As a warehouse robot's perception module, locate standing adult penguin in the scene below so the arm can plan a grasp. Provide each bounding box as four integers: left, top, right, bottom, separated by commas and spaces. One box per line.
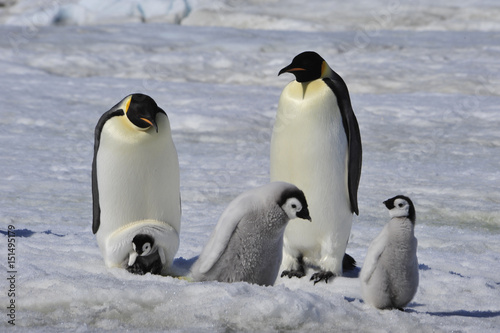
360, 195, 419, 310
92, 93, 181, 275
190, 182, 311, 286
271, 51, 362, 283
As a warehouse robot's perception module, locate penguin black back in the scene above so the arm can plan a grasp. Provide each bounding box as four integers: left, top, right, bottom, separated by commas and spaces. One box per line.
323, 72, 362, 215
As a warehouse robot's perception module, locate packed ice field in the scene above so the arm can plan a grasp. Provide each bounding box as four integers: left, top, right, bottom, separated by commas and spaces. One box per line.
0, 0, 499, 332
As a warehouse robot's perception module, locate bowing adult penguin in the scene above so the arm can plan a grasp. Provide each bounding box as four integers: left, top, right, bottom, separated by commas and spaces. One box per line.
271, 51, 362, 283
92, 93, 181, 275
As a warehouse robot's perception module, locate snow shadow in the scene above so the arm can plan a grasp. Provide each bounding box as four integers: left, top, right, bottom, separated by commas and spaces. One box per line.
426, 310, 500, 318
172, 256, 198, 276
343, 266, 361, 278
0, 228, 64, 237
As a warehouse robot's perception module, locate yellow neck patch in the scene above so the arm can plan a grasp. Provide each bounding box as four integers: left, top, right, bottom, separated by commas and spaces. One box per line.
124, 95, 132, 114
321, 61, 333, 79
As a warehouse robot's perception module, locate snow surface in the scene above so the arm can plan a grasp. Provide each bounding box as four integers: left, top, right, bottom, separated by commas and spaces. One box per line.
1, 0, 500, 332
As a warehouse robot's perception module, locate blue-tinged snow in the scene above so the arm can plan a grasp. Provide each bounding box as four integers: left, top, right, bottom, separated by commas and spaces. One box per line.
0, 0, 499, 332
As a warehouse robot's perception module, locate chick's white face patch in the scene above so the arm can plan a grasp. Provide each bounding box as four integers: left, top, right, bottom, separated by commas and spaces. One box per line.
141, 242, 152, 256
388, 198, 410, 218
281, 197, 303, 220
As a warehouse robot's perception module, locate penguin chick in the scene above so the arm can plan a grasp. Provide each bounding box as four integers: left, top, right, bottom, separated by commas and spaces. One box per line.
360, 195, 418, 310
271, 51, 362, 284
190, 182, 311, 286
127, 234, 163, 275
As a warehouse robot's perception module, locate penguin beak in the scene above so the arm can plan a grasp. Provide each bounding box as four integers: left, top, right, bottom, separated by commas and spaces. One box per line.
383, 200, 392, 209
297, 207, 312, 221
128, 252, 139, 266
278, 65, 306, 76
140, 117, 159, 133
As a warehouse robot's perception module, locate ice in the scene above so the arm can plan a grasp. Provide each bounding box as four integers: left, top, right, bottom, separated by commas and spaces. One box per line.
1, 0, 499, 331
0, 0, 191, 26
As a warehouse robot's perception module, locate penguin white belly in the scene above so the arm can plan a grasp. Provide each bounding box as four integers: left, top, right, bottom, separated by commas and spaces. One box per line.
271, 80, 352, 273
95, 114, 181, 259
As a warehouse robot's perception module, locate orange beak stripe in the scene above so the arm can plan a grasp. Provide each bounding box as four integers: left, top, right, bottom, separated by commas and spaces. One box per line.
140, 118, 154, 127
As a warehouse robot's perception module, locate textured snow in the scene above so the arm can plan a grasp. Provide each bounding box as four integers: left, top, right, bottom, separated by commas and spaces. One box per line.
0, 0, 499, 332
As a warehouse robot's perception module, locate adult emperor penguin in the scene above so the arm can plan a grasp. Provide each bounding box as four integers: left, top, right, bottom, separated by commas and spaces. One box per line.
190, 182, 311, 286
92, 93, 181, 275
360, 195, 419, 310
270, 51, 362, 284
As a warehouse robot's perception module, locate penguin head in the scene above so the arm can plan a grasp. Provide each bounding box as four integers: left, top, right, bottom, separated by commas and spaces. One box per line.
278, 51, 331, 83
121, 94, 165, 132
277, 187, 311, 221
132, 234, 155, 256
128, 234, 155, 266
383, 195, 416, 223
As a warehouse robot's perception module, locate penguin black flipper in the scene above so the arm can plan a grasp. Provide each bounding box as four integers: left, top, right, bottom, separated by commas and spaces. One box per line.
342, 253, 357, 271
323, 73, 362, 215
91, 107, 125, 234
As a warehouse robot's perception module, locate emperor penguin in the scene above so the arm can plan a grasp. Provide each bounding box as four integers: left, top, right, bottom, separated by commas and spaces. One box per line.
270, 51, 362, 284
190, 182, 311, 286
92, 93, 181, 275
360, 195, 419, 310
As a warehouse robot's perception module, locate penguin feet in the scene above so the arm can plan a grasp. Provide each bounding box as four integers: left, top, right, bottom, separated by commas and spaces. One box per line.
126, 257, 162, 275
342, 253, 357, 271
310, 270, 336, 284
281, 266, 306, 279
127, 262, 147, 275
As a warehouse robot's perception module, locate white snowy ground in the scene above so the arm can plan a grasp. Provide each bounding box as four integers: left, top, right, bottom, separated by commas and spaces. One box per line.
1, 0, 499, 332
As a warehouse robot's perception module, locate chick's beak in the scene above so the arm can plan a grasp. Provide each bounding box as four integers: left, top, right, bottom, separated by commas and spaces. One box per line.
298, 207, 312, 222
128, 252, 139, 266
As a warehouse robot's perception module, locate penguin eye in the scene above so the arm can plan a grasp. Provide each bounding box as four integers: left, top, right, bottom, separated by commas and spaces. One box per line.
290, 200, 302, 212
143, 243, 151, 252
398, 203, 404, 208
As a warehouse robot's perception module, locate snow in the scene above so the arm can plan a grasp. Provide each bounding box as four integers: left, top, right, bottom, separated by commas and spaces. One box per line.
1, 0, 500, 331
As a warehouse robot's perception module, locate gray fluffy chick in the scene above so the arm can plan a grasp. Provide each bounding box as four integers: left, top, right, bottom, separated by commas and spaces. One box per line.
190, 182, 311, 286
360, 195, 418, 310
